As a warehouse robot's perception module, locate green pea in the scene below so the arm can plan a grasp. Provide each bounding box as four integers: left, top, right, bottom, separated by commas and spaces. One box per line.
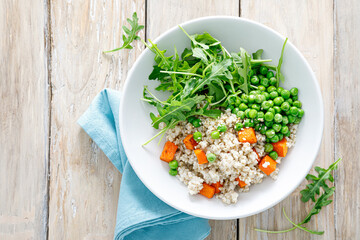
249, 90, 258, 95
232, 107, 239, 114
192, 118, 202, 128
268, 100, 274, 107
269, 77, 278, 86
274, 106, 281, 114
298, 109, 305, 118
169, 168, 178, 176
290, 106, 299, 116
270, 135, 280, 143
206, 153, 216, 163
234, 122, 243, 131
293, 100, 302, 108
252, 104, 261, 111
249, 121, 255, 127
269, 151, 278, 160
274, 113, 283, 123
264, 143, 274, 152
288, 115, 296, 123
235, 98, 241, 106
259, 74, 264, 80
244, 109, 251, 118
260, 66, 268, 75
260, 78, 270, 87
277, 133, 284, 140
249, 109, 258, 119
239, 103, 248, 111
260, 127, 267, 135
281, 125, 289, 134
277, 87, 284, 94
169, 160, 178, 169
237, 110, 245, 119
266, 138, 271, 143
284, 131, 291, 137
267, 86, 277, 93
256, 94, 266, 104
248, 69, 255, 77
266, 71, 275, 79
274, 97, 284, 106
269, 91, 279, 99
286, 98, 293, 105
264, 112, 274, 122
281, 89, 291, 99
251, 76, 260, 85
258, 85, 266, 92
262, 92, 270, 101
265, 121, 273, 127
193, 131, 202, 142
281, 102, 291, 111
282, 116, 289, 125
292, 95, 298, 100
294, 117, 301, 124
248, 94, 256, 103
244, 119, 251, 128
255, 124, 261, 131
217, 124, 227, 132
290, 87, 298, 96
241, 94, 249, 103
229, 105, 235, 110
257, 111, 265, 119
266, 129, 276, 138
268, 108, 275, 115
262, 101, 271, 110
273, 123, 282, 132
211, 130, 220, 139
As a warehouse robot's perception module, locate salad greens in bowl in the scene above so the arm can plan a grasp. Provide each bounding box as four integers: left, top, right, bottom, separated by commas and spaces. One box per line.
119, 16, 323, 219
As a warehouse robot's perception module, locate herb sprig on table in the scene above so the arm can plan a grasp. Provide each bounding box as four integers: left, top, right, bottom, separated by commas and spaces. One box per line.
255, 158, 342, 235
103, 12, 144, 53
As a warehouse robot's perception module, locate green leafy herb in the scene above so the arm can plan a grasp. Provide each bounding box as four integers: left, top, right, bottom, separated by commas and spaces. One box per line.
255, 158, 342, 235
140, 26, 288, 144
276, 38, 288, 86
103, 12, 144, 53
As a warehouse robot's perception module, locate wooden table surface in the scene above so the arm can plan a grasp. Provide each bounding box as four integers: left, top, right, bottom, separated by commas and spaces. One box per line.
1, 0, 359, 239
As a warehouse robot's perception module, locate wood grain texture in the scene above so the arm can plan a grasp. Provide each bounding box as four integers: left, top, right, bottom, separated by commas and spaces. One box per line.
240, 0, 335, 239
48, 1, 145, 239
334, 0, 360, 238
0, 0, 49, 239
146, 1, 239, 239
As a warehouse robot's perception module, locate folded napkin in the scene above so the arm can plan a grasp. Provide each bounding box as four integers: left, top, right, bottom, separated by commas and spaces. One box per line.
78, 89, 211, 240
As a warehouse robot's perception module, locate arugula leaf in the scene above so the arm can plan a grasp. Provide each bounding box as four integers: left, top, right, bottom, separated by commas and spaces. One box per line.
191, 59, 232, 94
255, 158, 342, 235
192, 47, 209, 64
252, 49, 263, 59
236, 48, 251, 94
276, 38, 288, 86
104, 12, 144, 53
300, 157, 342, 202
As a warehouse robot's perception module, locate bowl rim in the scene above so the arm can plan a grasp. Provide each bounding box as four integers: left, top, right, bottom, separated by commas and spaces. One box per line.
119, 16, 324, 220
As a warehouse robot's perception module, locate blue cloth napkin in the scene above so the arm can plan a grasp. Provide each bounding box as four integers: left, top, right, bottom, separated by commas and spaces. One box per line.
78, 89, 211, 240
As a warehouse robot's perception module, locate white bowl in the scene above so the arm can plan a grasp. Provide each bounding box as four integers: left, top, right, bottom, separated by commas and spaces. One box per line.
119, 16, 323, 220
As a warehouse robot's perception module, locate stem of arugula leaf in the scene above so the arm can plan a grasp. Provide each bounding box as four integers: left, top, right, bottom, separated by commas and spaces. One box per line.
202, 62, 214, 78
142, 126, 169, 146
144, 86, 170, 105
160, 71, 202, 78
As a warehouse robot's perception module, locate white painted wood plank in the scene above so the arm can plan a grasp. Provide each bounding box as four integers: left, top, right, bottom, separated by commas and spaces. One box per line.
0, 0, 49, 239
48, 1, 145, 239
334, 0, 360, 238
147, 1, 239, 239
240, 0, 335, 239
